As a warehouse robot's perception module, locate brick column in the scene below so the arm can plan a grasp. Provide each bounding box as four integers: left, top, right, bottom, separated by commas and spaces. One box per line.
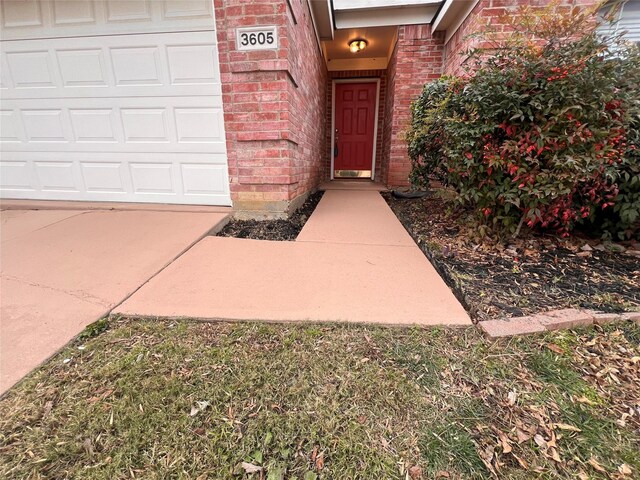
382, 25, 444, 187
214, 0, 326, 218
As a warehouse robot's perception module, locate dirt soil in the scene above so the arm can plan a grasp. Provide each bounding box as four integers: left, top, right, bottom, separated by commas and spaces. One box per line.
217, 191, 324, 241
383, 191, 640, 323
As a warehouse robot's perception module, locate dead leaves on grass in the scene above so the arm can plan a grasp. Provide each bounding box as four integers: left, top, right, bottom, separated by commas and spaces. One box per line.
572, 328, 640, 430
471, 327, 639, 478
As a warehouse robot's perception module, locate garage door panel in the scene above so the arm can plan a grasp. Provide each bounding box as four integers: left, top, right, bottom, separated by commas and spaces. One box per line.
0, 161, 36, 191
81, 161, 128, 193
2, 96, 226, 154
57, 48, 109, 87
4, 49, 58, 89
181, 163, 229, 196
1, 152, 231, 205
34, 161, 80, 192
1, 1, 216, 40
1, 31, 221, 100
0, 110, 24, 142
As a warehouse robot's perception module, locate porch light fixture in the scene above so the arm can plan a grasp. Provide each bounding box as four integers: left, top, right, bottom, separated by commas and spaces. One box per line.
348, 38, 368, 53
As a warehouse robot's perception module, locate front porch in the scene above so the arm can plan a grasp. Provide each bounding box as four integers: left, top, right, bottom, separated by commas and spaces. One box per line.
220, 0, 446, 218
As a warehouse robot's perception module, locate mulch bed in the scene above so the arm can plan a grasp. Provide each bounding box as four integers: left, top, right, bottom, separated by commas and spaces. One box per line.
383, 191, 640, 323
216, 191, 324, 241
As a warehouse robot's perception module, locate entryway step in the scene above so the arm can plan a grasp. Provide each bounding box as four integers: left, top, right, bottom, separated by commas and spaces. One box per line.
318, 180, 386, 191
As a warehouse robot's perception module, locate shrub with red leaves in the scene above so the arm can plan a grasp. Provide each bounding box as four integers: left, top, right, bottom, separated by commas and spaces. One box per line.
408, 4, 640, 239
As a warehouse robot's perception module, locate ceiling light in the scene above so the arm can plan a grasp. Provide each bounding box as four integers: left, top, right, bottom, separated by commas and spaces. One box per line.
348, 38, 368, 54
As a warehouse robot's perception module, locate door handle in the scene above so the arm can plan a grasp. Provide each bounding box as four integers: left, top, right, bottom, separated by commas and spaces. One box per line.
334, 129, 339, 158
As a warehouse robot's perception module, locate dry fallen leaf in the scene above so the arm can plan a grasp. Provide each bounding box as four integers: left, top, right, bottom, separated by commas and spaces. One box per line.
575, 396, 597, 406
408, 465, 422, 479
512, 453, 529, 470
43, 400, 54, 418
547, 431, 557, 449
618, 463, 633, 476
533, 434, 548, 450
241, 462, 262, 473
553, 423, 581, 432
516, 428, 532, 444
588, 457, 607, 473
477, 445, 497, 476
315, 452, 324, 471
82, 438, 94, 457
546, 344, 564, 354
498, 431, 512, 454
189, 400, 210, 417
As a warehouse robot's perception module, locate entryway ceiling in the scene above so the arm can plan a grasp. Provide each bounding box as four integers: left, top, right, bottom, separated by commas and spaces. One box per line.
323, 26, 397, 61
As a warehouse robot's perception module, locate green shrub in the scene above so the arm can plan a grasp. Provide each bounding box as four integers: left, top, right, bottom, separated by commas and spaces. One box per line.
407, 4, 640, 239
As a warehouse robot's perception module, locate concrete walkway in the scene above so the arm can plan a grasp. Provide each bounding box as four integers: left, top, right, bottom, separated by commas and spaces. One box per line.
1, 207, 228, 393
116, 183, 471, 326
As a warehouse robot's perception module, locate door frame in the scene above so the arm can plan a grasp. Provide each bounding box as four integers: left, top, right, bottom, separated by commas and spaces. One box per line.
330, 78, 381, 180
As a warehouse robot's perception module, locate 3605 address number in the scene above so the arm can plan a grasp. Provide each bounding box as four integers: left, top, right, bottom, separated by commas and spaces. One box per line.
236, 26, 278, 51
240, 31, 274, 46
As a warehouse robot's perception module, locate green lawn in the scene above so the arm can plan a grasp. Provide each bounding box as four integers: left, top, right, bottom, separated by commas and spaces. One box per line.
1, 318, 638, 479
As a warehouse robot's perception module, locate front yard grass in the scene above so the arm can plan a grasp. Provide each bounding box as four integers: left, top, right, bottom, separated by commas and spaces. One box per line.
1, 318, 638, 479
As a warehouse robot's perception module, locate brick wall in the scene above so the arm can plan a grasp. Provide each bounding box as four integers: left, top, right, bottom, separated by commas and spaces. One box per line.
214, 0, 326, 217
326, 70, 387, 181
442, 0, 487, 76
443, 0, 599, 76
381, 48, 397, 187
286, 0, 328, 202
382, 25, 444, 187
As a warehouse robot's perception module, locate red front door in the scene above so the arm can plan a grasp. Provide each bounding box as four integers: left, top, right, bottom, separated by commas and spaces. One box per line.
334, 82, 377, 176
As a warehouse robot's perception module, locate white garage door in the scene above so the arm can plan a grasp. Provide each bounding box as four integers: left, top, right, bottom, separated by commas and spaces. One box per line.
0, 0, 231, 206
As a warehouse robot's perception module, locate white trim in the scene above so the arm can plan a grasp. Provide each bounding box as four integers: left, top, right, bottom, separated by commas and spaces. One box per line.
372, 79, 381, 181
333, 0, 440, 11
432, 0, 481, 44
330, 78, 381, 181
305, 0, 323, 53
331, 81, 336, 180
334, 5, 440, 28
446, 0, 480, 44
432, 0, 455, 31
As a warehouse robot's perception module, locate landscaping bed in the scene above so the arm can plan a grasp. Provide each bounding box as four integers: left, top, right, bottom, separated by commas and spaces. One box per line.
384, 191, 640, 323
1, 318, 638, 479
217, 192, 323, 241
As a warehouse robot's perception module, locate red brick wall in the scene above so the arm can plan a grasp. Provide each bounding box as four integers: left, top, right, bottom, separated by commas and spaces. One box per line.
443, 0, 599, 76
442, 0, 488, 76
214, 0, 326, 217
382, 25, 444, 187
326, 70, 387, 181
381, 49, 397, 187
286, 0, 328, 201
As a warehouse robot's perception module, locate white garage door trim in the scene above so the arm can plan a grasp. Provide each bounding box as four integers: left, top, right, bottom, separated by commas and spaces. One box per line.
0, 0, 231, 206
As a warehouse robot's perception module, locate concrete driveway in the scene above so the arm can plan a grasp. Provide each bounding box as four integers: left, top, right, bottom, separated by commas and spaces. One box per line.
0, 205, 228, 394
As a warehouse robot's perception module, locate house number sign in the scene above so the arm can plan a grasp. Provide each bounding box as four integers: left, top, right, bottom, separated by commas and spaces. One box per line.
236, 26, 278, 51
